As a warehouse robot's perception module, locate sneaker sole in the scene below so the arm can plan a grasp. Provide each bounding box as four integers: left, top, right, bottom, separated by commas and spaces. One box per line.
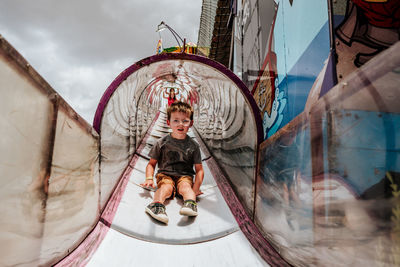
145, 207, 169, 224
179, 207, 198, 216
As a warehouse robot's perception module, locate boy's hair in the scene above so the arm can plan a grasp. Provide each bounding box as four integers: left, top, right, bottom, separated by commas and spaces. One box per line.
167, 101, 194, 121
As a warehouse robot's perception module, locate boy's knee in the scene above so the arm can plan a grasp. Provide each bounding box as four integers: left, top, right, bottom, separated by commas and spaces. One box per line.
161, 183, 174, 195
178, 181, 192, 193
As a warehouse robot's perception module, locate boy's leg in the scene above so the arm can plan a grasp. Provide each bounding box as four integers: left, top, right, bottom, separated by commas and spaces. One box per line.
177, 180, 198, 216
145, 183, 174, 224
177, 181, 195, 201
154, 183, 174, 204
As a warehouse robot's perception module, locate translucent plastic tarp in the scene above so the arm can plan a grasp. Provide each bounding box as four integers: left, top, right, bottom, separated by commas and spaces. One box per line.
256, 42, 400, 266
0, 37, 100, 266
41, 106, 99, 266
0, 49, 54, 266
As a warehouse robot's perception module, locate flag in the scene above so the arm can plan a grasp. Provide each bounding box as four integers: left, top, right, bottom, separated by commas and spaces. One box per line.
156, 39, 163, 54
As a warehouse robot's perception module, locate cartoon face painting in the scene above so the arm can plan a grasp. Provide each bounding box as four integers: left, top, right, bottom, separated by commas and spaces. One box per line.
263, 86, 287, 139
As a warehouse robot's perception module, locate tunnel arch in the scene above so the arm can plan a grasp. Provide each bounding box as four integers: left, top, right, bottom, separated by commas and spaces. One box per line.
93, 53, 262, 142
92, 53, 264, 212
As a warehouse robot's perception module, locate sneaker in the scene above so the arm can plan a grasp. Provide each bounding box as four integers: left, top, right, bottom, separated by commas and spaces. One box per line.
179, 199, 198, 216
145, 202, 169, 224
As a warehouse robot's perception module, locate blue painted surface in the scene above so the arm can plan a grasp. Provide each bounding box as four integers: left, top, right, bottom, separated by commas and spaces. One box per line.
274, 0, 329, 77
327, 110, 400, 194
268, 22, 330, 137
319, 51, 337, 98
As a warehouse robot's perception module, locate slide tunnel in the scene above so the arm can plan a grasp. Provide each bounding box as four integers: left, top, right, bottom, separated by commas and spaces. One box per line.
0, 35, 287, 267
59, 54, 283, 265
66, 53, 282, 266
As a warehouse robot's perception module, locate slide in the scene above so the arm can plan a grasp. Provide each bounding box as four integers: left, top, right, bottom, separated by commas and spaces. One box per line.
56, 111, 280, 266
0, 37, 288, 266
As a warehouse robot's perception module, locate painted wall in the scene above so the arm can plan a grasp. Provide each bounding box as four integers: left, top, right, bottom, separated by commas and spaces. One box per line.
333, 0, 400, 84
233, 0, 399, 140
230, 0, 400, 265
234, 0, 330, 139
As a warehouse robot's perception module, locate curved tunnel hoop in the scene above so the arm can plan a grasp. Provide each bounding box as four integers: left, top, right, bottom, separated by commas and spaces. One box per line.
93, 53, 264, 145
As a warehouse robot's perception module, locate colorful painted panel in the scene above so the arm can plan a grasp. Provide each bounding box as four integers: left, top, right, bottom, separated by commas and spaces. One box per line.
333, 0, 400, 81
234, 0, 331, 140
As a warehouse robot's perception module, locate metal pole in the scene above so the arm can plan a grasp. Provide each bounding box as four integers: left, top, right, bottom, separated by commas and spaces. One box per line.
157, 21, 185, 51
165, 24, 183, 49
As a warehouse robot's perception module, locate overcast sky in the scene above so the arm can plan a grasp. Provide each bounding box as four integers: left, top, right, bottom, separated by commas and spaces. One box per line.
0, 0, 202, 123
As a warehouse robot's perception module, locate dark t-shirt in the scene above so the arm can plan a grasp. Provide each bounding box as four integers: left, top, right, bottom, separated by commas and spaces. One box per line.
149, 134, 202, 177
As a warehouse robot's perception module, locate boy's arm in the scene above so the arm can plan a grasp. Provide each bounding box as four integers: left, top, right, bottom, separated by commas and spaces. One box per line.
140, 158, 158, 188
192, 163, 204, 196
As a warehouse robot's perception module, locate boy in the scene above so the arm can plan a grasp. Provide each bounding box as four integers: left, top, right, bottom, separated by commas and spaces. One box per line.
140, 101, 204, 224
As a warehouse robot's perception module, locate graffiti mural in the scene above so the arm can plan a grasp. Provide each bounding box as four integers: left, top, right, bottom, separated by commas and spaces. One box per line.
262, 86, 287, 139
235, 0, 330, 139
252, 3, 278, 139
225, 0, 400, 265
334, 0, 400, 80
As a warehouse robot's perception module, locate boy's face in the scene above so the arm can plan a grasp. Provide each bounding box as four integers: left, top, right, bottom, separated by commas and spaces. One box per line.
167, 111, 193, 139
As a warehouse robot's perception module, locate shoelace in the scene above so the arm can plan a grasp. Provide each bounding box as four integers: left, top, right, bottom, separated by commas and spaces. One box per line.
184, 200, 197, 206
184, 200, 197, 210
153, 203, 165, 214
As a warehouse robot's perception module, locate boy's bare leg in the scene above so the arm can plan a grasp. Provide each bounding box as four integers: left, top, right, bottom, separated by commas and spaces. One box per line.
177, 182, 198, 216
153, 183, 174, 204
177, 182, 196, 201
145, 183, 173, 224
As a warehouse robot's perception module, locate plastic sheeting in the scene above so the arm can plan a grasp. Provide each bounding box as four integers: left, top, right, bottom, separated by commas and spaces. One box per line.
0, 36, 100, 266
256, 42, 400, 266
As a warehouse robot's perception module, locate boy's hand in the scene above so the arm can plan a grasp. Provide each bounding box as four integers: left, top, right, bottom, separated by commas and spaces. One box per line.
140, 179, 155, 189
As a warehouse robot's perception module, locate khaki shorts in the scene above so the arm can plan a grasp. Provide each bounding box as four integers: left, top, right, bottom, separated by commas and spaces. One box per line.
156, 173, 193, 197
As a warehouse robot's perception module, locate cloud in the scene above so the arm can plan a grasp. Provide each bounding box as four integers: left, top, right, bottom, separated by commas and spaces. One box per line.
0, 0, 202, 123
